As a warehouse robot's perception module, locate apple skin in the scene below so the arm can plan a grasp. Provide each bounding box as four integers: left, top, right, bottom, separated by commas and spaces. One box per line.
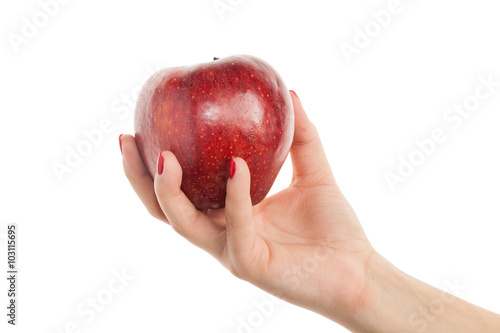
134, 55, 294, 210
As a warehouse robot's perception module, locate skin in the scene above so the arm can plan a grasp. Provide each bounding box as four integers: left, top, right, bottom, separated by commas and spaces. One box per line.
121, 91, 500, 332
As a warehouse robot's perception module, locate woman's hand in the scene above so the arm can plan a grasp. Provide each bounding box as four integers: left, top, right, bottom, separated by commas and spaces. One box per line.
120, 91, 374, 325
120, 91, 500, 332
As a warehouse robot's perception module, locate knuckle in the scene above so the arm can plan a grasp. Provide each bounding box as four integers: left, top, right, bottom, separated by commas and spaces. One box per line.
228, 263, 242, 279
123, 168, 134, 182
170, 222, 187, 238
306, 122, 319, 140
146, 206, 168, 224
309, 122, 319, 135
229, 263, 246, 280
228, 257, 253, 281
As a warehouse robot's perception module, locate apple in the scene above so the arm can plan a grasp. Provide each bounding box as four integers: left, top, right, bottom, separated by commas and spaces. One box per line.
134, 55, 294, 210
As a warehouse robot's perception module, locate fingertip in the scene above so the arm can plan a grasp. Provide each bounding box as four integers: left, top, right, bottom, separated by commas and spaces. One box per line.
154, 151, 183, 194
162, 151, 182, 176
230, 157, 249, 176
155, 151, 177, 176
226, 157, 251, 198
229, 156, 236, 179
120, 134, 134, 158
289, 90, 300, 102
157, 151, 165, 175
289, 90, 306, 116
119, 134, 123, 154
225, 157, 252, 224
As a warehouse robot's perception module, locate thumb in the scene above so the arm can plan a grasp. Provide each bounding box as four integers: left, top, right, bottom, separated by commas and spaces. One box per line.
289, 90, 335, 186
225, 157, 257, 278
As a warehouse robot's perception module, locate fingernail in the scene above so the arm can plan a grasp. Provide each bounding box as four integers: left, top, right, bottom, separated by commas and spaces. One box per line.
290, 90, 300, 101
119, 134, 123, 154
229, 157, 236, 179
157, 152, 164, 175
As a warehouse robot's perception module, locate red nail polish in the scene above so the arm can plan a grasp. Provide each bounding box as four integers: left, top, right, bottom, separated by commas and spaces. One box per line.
290, 90, 299, 101
229, 157, 236, 179
119, 134, 123, 154
157, 152, 164, 175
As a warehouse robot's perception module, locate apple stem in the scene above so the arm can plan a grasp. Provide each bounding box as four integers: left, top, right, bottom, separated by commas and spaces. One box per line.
213, 57, 220, 61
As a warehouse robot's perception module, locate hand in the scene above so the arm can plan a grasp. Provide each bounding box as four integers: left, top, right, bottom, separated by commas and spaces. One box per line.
120, 91, 500, 332
120, 91, 374, 325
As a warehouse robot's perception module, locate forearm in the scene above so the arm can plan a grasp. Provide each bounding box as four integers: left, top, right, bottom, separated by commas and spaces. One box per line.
327, 252, 500, 332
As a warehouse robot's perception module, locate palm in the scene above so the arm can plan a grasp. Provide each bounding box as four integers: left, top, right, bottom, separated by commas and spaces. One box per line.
216, 170, 371, 310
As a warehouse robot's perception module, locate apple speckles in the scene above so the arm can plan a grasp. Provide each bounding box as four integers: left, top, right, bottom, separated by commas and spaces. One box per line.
136, 55, 293, 210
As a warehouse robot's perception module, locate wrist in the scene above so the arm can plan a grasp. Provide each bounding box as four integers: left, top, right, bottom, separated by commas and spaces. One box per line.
337, 251, 500, 333
354, 252, 419, 332
330, 251, 426, 333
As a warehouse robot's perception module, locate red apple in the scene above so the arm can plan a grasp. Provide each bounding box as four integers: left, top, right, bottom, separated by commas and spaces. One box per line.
134, 55, 294, 210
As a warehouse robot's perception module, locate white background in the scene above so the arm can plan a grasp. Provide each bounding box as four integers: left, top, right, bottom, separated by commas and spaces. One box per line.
1, 0, 500, 332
